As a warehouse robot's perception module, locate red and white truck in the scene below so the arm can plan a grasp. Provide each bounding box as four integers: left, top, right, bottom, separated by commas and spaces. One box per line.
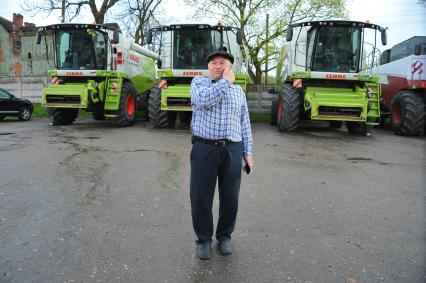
375, 36, 426, 135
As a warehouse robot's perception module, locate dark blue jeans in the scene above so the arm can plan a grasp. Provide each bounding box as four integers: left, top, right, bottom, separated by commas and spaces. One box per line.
190, 140, 243, 244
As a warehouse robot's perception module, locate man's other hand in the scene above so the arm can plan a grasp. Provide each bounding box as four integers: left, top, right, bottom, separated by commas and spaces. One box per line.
243, 156, 253, 170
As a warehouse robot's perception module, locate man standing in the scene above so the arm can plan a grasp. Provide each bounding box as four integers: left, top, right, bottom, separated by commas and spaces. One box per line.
190, 48, 254, 260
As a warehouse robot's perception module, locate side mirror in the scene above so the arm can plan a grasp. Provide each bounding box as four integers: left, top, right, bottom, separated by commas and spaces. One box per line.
381, 30, 387, 46
157, 59, 162, 69
36, 31, 41, 44
236, 29, 243, 45
28, 52, 32, 60
286, 26, 293, 42
146, 30, 152, 45
112, 31, 120, 44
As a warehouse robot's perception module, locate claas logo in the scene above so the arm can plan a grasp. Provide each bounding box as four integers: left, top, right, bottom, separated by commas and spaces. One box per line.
326, 74, 347, 79
65, 72, 84, 76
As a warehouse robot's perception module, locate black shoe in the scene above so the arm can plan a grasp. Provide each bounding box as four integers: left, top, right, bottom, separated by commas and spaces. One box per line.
196, 242, 211, 260
218, 238, 233, 255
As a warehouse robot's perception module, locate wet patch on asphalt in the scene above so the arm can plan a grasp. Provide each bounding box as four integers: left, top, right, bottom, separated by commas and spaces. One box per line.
347, 157, 372, 161
346, 156, 394, 166
266, 143, 279, 148
52, 135, 110, 206
298, 131, 347, 139
0, 132, 31, 151
157, 151, 181, 191
125, 149, 151, 152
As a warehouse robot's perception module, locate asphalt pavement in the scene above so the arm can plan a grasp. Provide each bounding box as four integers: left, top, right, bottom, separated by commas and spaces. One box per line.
0, 118, 425, 282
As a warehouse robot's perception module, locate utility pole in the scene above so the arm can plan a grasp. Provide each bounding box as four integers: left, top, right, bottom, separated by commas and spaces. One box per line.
61, 0, 65, 23
265, 13, 269, 85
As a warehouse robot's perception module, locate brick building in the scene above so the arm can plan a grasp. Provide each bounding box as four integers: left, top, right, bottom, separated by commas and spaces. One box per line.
0, 13, 52, 77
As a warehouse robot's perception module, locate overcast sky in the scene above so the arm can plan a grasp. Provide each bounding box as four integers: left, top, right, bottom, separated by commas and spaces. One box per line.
0, 0, 425, 48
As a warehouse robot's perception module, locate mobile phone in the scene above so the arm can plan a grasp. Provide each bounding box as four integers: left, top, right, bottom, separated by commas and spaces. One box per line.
244, 163, 252, 175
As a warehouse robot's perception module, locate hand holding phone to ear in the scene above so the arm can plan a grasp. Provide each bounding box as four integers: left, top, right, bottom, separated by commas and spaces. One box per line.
223, 65, 235, 84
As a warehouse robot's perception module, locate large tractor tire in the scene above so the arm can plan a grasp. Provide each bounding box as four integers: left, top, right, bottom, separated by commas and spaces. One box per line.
346, 122, 369, 136
270, 93, 278, 126
138, 92, 150, 121
166, 111, 177, 128
148, 86, 169, 128
92, 108, 105, 120
378, 117, 386, 128
390, 91, 425, 136
277, 84, 300, 132
179, 112, 192, 124
114, 81, 136, 127
329, 121, 342, 128
48, 108, 78, 126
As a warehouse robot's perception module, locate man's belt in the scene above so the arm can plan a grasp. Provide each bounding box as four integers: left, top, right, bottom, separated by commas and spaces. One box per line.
192, 136, 235, 147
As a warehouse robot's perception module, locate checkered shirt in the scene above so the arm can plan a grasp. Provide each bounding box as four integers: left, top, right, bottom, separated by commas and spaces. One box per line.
190, 76, 253, 157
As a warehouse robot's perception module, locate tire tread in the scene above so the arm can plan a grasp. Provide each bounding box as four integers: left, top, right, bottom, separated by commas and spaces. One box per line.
277, 84, 300, 132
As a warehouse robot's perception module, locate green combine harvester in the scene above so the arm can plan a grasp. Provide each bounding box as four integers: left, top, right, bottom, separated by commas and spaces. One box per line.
36, 23, 159, 126
271, 20, 387, 135
145, 24, 247, 128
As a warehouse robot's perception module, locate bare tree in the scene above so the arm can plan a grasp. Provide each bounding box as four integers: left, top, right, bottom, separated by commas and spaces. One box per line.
115, 0, 163, 45
22, 0, 120, 24
88, 0, 120, 24
185, 0, 347, 84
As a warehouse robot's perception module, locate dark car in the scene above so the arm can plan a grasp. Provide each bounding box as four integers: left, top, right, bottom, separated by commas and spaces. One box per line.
0, 88, 33, 121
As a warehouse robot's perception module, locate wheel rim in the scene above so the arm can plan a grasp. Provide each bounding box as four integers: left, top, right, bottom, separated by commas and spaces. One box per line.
277, 96, 283, 121
22, 108, 30, 120
126, 95, 135, 116
392, 102, 402, 125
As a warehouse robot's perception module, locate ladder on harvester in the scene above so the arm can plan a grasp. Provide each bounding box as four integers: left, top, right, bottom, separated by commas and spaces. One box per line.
366, 82, 380, 125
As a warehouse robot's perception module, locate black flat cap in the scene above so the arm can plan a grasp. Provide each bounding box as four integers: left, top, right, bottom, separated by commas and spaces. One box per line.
206, 47, 234, 64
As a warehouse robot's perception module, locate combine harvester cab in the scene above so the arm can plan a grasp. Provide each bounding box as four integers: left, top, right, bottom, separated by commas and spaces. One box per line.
144, 24, 246, 128
375, 36, 426, 136
271, 21, 387, 135
36, 23, 159, 126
